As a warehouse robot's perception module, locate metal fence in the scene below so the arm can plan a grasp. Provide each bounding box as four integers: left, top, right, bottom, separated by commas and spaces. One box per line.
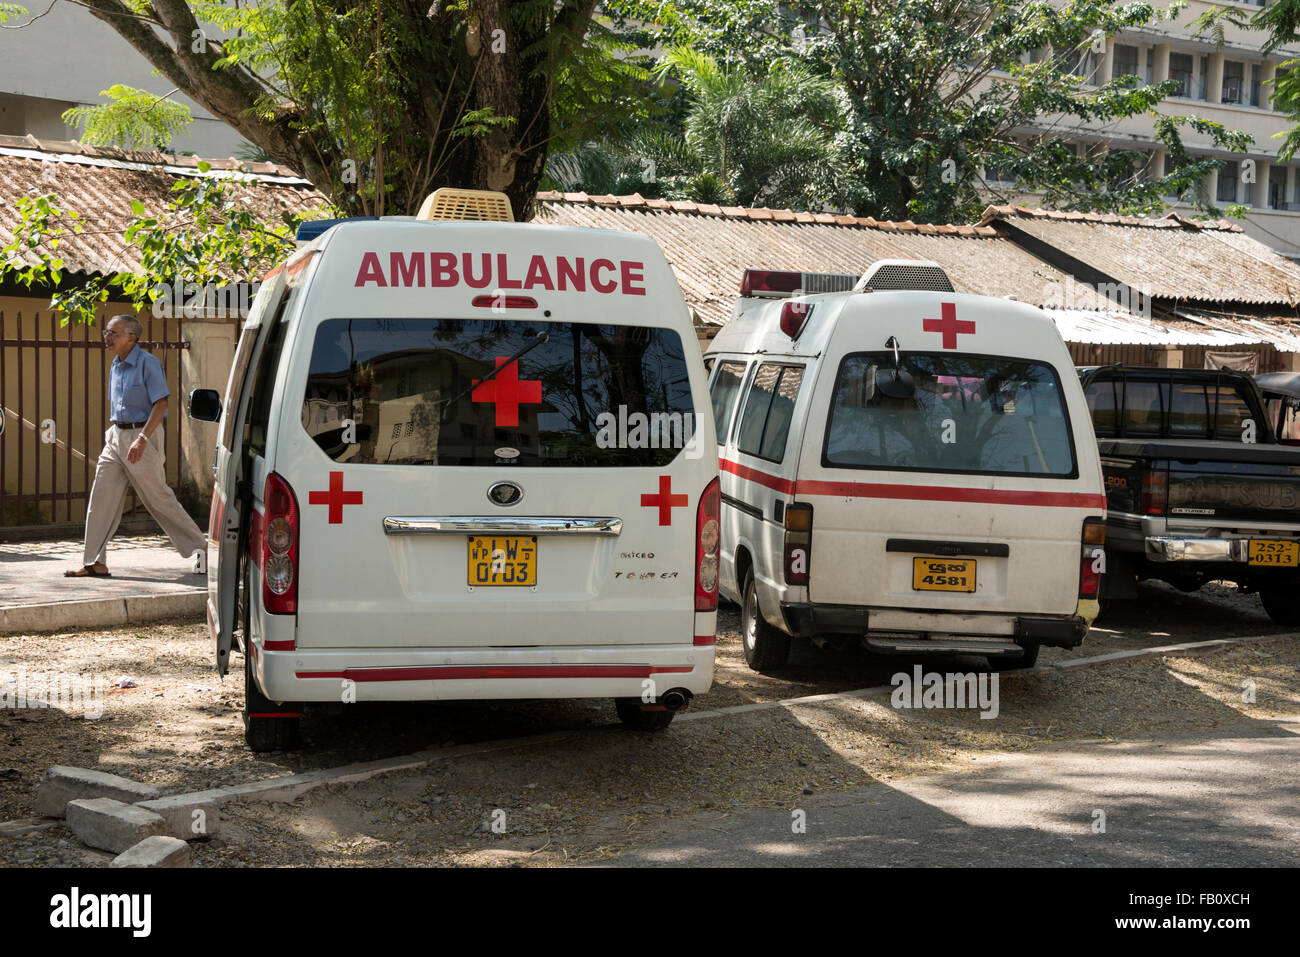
1, 310, 188, 528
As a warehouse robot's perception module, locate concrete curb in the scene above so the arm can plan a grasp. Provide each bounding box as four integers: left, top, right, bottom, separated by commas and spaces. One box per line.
0, 590, 205, 635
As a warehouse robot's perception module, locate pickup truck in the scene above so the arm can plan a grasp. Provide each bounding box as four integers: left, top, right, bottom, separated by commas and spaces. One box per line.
1079, 365, 1300, 624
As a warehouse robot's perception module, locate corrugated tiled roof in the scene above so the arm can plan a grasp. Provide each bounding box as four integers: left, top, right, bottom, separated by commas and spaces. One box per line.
535, 192, 1111, 325
0, 136, 323, 277
980, 204, 1300, 306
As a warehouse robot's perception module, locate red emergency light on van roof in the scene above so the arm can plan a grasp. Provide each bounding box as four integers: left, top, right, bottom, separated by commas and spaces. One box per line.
740, 269, 858, 299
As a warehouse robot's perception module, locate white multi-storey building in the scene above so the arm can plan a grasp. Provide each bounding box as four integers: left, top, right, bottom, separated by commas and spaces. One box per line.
0, 2, 244, 158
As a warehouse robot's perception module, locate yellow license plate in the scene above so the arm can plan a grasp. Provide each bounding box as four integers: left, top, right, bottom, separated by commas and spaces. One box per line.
1248, 540, 1299, 567
913, 557, 977, 592
467, 535, 537, 586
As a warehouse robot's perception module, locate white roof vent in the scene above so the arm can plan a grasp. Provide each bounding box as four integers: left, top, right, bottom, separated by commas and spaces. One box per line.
416, 187, 514, 222
854, 259, 954, 293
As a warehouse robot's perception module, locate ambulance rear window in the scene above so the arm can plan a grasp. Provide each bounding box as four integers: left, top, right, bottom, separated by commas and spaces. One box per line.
823, 353, 1077, 477
300, 318, 697, 467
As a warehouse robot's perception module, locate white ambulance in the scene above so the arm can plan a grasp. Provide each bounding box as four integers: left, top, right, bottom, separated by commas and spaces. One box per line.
188, 190, 719, 751
705, 261, 1106, 672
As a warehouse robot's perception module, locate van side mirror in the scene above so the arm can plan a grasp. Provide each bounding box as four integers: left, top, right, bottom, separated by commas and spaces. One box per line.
188, 388, 222, 422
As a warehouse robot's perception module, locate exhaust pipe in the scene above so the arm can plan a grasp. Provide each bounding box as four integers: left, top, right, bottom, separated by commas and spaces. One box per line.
660, 688, 692, 712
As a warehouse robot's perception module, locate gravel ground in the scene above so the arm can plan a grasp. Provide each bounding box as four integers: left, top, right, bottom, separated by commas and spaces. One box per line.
0, 578, 1294, 866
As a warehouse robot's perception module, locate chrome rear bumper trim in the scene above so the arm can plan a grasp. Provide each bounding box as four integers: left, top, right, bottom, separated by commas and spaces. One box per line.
383, 516, 623, 537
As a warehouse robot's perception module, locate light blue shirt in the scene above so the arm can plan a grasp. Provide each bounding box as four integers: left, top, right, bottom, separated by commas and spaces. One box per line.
110, 345, 169, 423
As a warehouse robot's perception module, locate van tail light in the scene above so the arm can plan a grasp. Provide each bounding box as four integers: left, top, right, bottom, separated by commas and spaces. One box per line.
260, 472, 299, 616
695, 477, 721, 612
471, 294, 538, 309
783, 503, 813, 585
1141, 468, 1168, 516
1079, 517, 1106, 599
780, 301, 813, 339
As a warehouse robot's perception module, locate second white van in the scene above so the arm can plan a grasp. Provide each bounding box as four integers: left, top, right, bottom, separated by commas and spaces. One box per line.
705, 260, 1106, 671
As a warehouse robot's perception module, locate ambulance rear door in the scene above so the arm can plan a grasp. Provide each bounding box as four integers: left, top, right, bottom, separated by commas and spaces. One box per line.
208, 266, 288, 675
272, 222, 718, 652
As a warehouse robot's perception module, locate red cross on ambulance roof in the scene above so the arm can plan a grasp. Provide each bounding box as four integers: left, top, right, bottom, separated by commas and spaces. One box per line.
308, 470, 363, 524
922, 302, 976, 350
472, 358, 543, 428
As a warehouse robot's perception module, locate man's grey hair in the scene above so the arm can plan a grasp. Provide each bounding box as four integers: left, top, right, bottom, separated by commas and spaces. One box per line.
110, 314, 142, 340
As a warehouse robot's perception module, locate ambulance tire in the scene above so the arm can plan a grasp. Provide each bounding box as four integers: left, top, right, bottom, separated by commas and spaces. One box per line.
1261, 581, 1300, 625
989, 643, 1040, 671
741, 568, 790, 672
615, 697, 675, 732
244, 647, 301, 752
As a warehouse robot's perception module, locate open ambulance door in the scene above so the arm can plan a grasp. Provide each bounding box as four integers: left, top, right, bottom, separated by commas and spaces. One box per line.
210, 267, 288, 676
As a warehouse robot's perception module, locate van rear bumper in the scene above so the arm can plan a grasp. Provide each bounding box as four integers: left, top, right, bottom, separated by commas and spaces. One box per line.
253, 642, 715, 704
779, 603, 1088, 649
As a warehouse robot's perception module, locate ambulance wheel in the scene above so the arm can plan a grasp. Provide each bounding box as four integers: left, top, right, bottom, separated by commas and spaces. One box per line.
989, 643, 1040, 671
243, 648, 300, 752
1261, 581, 1300, 625
615, 697, 675, 732
742, 568, 790, 672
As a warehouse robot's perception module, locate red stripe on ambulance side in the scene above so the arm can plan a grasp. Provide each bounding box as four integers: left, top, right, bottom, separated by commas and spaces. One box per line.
720, 457, 1105, 509
294, 664, 694, 682
719, 457, 795, 493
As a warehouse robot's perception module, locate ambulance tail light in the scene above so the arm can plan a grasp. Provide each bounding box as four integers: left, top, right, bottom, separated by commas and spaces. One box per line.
261, 472, 299, 616
784, 503, 813, 585
695, 477, 721, 611
740, 269, 857, 299
780, 301, 813, 339
1141, 468, 1168, 516
471, 294, 539, 309
1079, 518, 1106, 599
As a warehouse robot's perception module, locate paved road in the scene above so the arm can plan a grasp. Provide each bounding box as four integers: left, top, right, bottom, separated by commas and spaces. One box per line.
602, 717, 1300, 867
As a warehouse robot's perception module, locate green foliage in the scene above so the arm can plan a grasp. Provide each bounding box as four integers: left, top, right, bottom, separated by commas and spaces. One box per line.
62, 85, 194, 151
609, 0, 1252, 222
0, 165, 331, 325
0, 3, 28, 24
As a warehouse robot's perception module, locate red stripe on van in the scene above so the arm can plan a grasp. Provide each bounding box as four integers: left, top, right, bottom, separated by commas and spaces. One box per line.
693, 635, 717, 646
719, 457, 796, 493
294, 664, 694, 682
796, 479, 1105, 509
720, 457, 1104, 509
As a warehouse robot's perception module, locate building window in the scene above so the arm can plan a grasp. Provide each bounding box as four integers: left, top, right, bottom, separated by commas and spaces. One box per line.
1199, 55, 1209, 101
1113, 44, 1139, 85
1268, 168, 1285, 209
1063, 47, 1099, 82
1169, 52, 1194, 97
1223, 60, 1244, 104
1218, 161, 1239, 203
1250, 64, 1262, 106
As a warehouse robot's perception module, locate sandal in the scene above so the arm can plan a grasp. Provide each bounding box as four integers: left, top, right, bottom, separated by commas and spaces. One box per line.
65, 565, 112, 578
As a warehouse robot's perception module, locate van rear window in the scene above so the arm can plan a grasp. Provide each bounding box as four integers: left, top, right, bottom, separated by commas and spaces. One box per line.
823, 353, 1077, 477
301, 318, 696, 467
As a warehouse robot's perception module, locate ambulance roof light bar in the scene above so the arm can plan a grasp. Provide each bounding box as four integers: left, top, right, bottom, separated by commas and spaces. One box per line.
416, 187, 514, 222
740, 268, 858, 299
295, 217, 378, 242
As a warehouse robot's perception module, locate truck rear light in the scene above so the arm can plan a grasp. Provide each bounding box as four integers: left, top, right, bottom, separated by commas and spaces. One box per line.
695, 477, 721, 612
1079, 517, 1106, 599
261, 472, 299, 615
779, 301, 812, 339
784, 503, 813, 585
1141, 468, 1168, 516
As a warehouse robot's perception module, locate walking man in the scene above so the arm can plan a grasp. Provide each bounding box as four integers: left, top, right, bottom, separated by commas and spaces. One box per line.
65, 314, 207, 577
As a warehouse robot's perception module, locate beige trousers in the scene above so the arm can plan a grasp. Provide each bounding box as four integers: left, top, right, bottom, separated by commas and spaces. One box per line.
82, 424, 207, 567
